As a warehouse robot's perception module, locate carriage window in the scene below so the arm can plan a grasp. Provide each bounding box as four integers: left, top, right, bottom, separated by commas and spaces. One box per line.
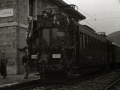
99, 40, 101, 51
89, 36, 92, 50
103, 42, 105, 52
93, 38, 95, 51
41, 29, 49, 46
90, 37, 92, 50
98, 40, 100, 51
52, 28, 58, 46
86, 35, 89, 49
99, 41, 101, 52
102, 41, 103, 52
102, 42, 104, 52
83, 33, 86, 49
80, 32, 83, 49
105, 42, 107, 52
97, 40, 99, 51
100, 41, 102, 52
91, 37, 94, 50
95, 39, 98, 51
95, 39, 97, 51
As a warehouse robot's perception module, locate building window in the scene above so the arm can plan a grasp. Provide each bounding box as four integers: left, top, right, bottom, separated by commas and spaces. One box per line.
27, 0, 37, 17
29, 0, 34, 16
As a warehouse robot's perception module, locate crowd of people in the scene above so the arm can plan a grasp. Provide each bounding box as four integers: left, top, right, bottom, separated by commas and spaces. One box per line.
0, 52, 29, 79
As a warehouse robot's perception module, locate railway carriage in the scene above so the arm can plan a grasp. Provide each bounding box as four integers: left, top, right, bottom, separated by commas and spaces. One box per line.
77, 25, 109, 74
111, 43, 120, 67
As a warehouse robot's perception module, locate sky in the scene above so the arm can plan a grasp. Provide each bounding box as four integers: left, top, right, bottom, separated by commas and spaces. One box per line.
63, 0, 120, 35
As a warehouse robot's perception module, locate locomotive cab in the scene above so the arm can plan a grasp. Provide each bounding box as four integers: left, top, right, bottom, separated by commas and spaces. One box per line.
27, 7, 78, 80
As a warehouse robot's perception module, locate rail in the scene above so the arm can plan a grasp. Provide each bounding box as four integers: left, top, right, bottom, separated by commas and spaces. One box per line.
104, 78, 120, 90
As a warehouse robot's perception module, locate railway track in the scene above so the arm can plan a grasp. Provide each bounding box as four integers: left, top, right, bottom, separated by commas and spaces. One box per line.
104, 78, 120, 90
16, 83, 45, 90
43, 69, 120, 90
0, 79, 52, 90
40, 69, 114, 90
5, 74, 95, 90
0, 69, 115, 90
15, 77, 80, 90
15, 80, 64, 90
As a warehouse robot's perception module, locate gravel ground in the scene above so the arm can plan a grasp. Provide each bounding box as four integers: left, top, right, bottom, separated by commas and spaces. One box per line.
30, 71, 120, 90
114, 82, 120, 90
64, 71, 120, 90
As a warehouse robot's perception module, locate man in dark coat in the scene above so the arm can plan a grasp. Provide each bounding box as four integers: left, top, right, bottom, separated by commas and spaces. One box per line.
1, 53, 8, 79
22, 52, 29, 79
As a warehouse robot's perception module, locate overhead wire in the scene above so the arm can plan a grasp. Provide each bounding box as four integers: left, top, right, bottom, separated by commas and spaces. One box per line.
83, 20, 101, 32
86, 16, 120, 21
64, 0, 108, 32
78, 8, 110, 33
90, 12, 120, 15
95, 20, 109, 33
64, 0, 111, 34
65, 0, 101, 31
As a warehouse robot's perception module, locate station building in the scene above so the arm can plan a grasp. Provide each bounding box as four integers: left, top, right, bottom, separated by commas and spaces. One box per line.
0, 0, 68, 75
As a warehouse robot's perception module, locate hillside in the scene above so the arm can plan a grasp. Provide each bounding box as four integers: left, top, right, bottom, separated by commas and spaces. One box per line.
107, 31, 120, 45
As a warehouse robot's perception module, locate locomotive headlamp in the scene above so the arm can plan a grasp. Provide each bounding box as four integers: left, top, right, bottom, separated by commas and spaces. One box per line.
43, 11, 48, 19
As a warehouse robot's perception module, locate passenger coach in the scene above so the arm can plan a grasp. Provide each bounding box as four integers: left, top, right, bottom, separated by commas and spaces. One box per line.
75, 24, 109, 74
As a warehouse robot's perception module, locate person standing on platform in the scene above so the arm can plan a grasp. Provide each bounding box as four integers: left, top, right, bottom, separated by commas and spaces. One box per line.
1, 53, 8, 79
22, 52, 29, 79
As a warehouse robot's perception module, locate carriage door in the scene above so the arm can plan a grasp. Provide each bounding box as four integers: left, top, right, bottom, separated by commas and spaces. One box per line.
76, 25, 80, 65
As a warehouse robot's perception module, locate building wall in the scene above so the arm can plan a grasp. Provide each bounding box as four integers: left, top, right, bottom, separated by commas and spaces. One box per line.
0, 0, 18, 74
0, 0, 17, 23
0, 26, 17, 75
19, 0, 28, 25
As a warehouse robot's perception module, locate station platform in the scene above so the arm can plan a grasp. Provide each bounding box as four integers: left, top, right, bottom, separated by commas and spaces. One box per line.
0, 73, 40, 87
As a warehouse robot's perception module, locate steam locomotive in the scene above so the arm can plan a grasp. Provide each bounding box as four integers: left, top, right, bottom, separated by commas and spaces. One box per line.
26, 6, 120, 80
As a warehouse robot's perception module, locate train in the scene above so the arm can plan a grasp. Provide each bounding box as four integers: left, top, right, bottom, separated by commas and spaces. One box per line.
25, 6, 120, 80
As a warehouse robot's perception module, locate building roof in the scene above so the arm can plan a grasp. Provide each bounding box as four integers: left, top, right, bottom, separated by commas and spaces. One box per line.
45, 0, 86, 21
